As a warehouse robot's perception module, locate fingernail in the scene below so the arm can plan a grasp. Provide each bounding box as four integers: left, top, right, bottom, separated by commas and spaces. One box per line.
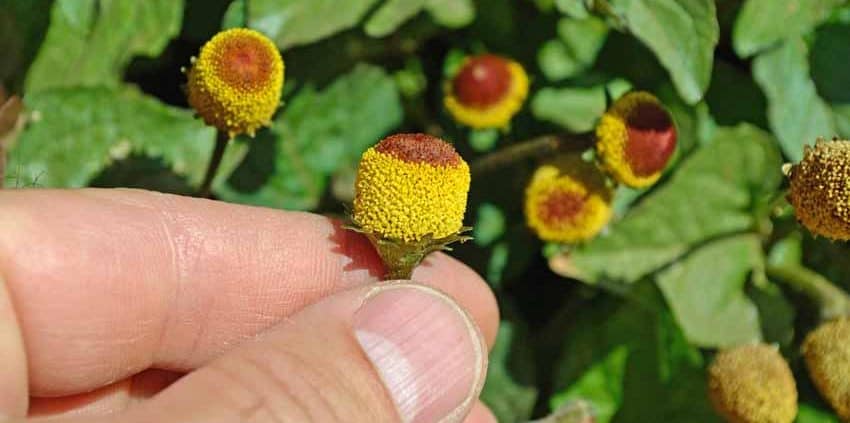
354, 283, 486, 423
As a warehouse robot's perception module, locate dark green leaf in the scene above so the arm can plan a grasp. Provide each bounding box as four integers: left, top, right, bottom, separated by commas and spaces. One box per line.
6, 86, 238, 188
733, 0, 843, 57
0, 0, 52, 92
753, 38, 837, 161
25, 0, 183, 93
215, 64, 402, 210
568, 124, 783, 283
655, 235, 763, 347
811, 24, 850, 104
530, 85, 606, 132
610, 0, 718, 104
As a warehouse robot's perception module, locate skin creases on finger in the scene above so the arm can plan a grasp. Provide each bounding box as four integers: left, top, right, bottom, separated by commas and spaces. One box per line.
0, 188, 498, 398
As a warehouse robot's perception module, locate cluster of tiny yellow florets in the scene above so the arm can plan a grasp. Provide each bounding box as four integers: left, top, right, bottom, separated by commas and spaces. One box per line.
444, 54, 529, 129
524, 155, 612, 243
707, 343, 798, 423
353, 134, 471, 243
595, 91, 677, 188
187, 28, 284, 138
803, 318, 850, 420
786, 138, 850, 240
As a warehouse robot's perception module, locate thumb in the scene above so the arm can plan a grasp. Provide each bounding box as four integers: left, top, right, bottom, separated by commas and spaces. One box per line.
88, 282, 486, 423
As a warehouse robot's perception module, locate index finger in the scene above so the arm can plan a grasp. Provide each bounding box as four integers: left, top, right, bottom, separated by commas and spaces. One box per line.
0, 189, 498, 396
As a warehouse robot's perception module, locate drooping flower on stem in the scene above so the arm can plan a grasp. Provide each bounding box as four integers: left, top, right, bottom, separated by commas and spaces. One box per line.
785, 138, 850, 240
595, 91, 677, 188
444, 54, 529, 129
186, 28, 284, 139
524, 154, 613, 243
707, 343, 797, 423
351, 133, 472, 279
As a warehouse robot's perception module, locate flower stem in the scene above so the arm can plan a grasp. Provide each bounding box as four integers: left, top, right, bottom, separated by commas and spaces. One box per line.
470, 133, 594, 176
197, 131, 229, 198
766, 263, 850, 321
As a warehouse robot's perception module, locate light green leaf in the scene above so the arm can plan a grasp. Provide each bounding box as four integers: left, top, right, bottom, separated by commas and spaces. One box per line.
733, 0, 843, 57
550, 346, 629, 422
365, 0, 475, 37
753, 38, 837, 161
474, 203, 506, 246
530, 86, 606, 132
481, 322, 538, 423
215, 64, 402, 210
610, 0, 718, 104
797, 403, 841, 422
249, 0, 380, 50
656, 235, 763, 347
365, 0, 428, 37
6, 86, 235, 188
568, 124, 783, 283
424, 0, 475, 28
556, 0, 590, 18
538, 16, 608, 81
25, 0, 183, 93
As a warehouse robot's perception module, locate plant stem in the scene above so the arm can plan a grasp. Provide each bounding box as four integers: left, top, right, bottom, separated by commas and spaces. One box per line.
766, 263, 850, 321
470, 133, 594, 176
197, 131, 229, 198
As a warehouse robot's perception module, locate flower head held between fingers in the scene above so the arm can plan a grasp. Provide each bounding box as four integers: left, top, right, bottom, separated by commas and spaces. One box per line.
444, 54, 529, 129
595, 91, 677, 188
708, 343, 797, 423
803, 317, 850, 420
351, 133, 472, 279
785, 138, 850, 241
186, 28, 284, 138
525, 154, 613, 243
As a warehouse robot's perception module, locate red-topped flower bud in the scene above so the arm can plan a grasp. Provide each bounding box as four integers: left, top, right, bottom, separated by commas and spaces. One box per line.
444, 54, 529, 129
595, 91, 677, 188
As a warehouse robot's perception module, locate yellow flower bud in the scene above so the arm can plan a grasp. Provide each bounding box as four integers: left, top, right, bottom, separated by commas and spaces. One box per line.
186, 28, 284, 138
444, 54, 529, 129
351, 133, 472, 279
786, 139, 850, 240
707, 344, 797, 423
524, 155, 613, 243
803, 318, 850, 420
595, 91, 677, 188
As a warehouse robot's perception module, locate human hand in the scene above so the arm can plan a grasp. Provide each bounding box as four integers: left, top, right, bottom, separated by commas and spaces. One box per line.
0, 189, 499, 422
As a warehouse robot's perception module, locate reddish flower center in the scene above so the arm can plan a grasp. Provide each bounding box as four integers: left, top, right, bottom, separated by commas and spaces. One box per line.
215, 37, 275, 90
624, 102, 677, 177
452, 55, 512, 108
375, 133, 461, 166
538, 189, 585, 226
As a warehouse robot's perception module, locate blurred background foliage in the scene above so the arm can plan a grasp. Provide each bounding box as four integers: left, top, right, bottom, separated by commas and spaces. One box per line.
3, 0, 850, 421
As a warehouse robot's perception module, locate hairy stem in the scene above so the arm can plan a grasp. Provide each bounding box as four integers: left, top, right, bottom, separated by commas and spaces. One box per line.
766, 263, 850, 321
470, 133, 594, 176
197, 131, 229, 198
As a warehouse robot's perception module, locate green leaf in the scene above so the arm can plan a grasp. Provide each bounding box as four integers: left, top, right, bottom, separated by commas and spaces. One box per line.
6, 86, 235, 188
424, 0, 475, 28
365, 0, 475, 37
25, 0, 183, 93
656, 235, 763, 347
610, 0, 718, 104
833, 104, 850, 139
549, 289, 720, 422
474, 203, 506, 246
797, 403, 841, 422
733, 0, 843, 58
481, 322, 538, 423
530, 85, 606, 132
248, 0, 380, 50
550, 346, 629, 422
556, 0, 590, 18
568, 124, 783, 283
753, 38, 837, 161
215, 64, 402, 210
538, 16, 608, 81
